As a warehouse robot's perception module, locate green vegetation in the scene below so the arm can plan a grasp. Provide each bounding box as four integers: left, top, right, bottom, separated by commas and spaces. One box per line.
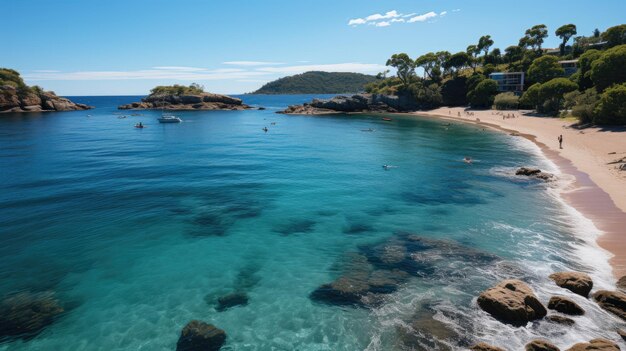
149, 83, 205, 96
363, 22, 626, 124
0, 68, 48, 98
252, 71, 377, 94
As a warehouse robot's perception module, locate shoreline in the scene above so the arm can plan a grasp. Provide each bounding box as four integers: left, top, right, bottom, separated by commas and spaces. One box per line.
412, 107, 626, 278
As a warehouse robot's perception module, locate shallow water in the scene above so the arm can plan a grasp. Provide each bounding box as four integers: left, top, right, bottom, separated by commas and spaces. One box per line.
0, 95, 622, 350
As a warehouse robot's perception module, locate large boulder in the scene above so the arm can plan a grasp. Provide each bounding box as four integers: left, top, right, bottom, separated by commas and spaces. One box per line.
20, 92, 42, 107
0, 86, 20, 111
546, 314, 575, 326
176, 320, 226, 351
549, 272, 593, 297
515, 167, 554, 181
470, 342, 507, 351
310, 95, 369, 112
180, 95, 203, 104
592, 290, 626, 320
216, 292, 248, 312
202, 93, 242, 105
526, 340, 560, 351
477, 279, 547, 326
565, 339, 620, 351
547, 296, 585, 315
0, 292, 64, 340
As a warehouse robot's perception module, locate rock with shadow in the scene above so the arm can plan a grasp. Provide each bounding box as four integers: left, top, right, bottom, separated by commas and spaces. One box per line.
273, 219, 316, 235
565, 338, 620, 351
549, 272, 593, 297
593, 290, 626, 321
398, 302, 470, 351
477, 279, 547, 326
176, 320, 226, 351
216, 292, 249, 312
547, 296, 584, 316
526, 339, 560, 351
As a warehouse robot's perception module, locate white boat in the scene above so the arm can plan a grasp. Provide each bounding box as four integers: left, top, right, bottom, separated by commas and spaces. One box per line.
157, 114, 182, 123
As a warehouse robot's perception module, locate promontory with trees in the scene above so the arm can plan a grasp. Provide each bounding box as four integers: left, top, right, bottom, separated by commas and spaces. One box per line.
252, 71, 377, 94
281, 24, 626, 125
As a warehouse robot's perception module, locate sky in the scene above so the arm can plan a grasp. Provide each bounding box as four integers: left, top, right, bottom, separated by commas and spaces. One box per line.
4, 0, 625, 96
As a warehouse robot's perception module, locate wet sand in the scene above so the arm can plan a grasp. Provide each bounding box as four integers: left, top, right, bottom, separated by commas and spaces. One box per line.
415, 107, 626, 278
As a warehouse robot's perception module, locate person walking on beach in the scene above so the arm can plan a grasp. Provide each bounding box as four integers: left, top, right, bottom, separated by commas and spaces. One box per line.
558, 135, 563, 149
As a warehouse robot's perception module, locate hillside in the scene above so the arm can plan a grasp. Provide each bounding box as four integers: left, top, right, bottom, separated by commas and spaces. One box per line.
252, 71, 378, 94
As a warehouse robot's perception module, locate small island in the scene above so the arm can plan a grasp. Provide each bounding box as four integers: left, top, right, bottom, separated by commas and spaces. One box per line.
0, 68, 92, 113
279, 93, 419, 115
118, 84, 254, 111
252, 71, 378, 95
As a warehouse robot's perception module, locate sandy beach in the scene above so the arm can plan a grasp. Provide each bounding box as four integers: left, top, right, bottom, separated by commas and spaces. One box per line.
417, 107, 626, 278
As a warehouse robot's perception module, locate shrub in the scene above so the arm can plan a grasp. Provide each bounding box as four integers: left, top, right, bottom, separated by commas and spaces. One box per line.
527, 56, 565, 84
494, 92, 519, 110
564, 89, 599, 123
467, 79, 499, 108
149, 83, 205, 96
577, 49, 601, 91
594, 83, 626, 125
538, 78, 578, 115
520, 83, 541, 109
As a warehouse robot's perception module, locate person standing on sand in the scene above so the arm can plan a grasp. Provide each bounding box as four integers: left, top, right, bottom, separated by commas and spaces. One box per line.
558, 135, 563, 149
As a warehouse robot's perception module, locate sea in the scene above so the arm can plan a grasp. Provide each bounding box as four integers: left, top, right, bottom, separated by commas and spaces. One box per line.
0, 95, 622, 350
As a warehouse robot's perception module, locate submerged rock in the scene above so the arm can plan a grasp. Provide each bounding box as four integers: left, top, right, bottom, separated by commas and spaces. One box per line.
526, 339, 560, 351
470, 342, 507, 351
0, 292, 64, 340
548, 296, 585, 315
216, 292, 249, 312
565, 338, 620, 351
399, 304, 460, 351
549, 272, 593, 297
176, 320, 226, 351
592, 290, 626, 321
546, 314, 575, 326
477, 279, 547, 326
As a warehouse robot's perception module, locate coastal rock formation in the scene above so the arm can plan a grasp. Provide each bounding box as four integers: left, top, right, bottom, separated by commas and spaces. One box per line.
565, 339, 620, 351
477, 279, 547, 326
398, 303, 459, 351
216, 292, 248, 312
119, 93, 253, 111
515, 167, 555, 182
470, 342, 507, 351
0, 85, 92, 113
279, 93, 420, 115
592, 290, 626, 320
618, 329, 626, 341
176, 320, 226, 351
0, 292, 64, 340
549, 272, 594, 297
617, 275, 626, 292
546, 314, 575, 325
548, 296, 585, 315
526, 340, 560, 351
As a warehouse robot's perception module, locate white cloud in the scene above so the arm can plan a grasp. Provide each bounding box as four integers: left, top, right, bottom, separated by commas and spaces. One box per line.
391, 18, 405, 23
365, 10, 400, 21
348, 18, 366, 26
440, 11, 448, 16
222, 61, 284, 66
453, 9, 461, 12
152, 66, 206, 71
408, 11, 438, 23
375, 21, 391, 27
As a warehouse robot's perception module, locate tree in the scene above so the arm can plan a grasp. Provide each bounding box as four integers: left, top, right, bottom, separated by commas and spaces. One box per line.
444, 52, 470, 76
594, 83, 626, 124
555, 24, 577, 56
466, 45, 481, 72
565, 89, 599, 123
478, 35, 494, 56
520, 83, 542, 109
538, 78, 578, 115
521, 24, 549, 51
386, 53, 416, 87
602, 24, 626, 48
415, 53, 440, 80
504, 46, 524, 63
467, 79, 499, 108
577, 49, 602, 90
484, 48, 502, 65
590, 44, 626, 91
441, 76, 468, 106
528, 56, 564, 84
435, 51, 452, 76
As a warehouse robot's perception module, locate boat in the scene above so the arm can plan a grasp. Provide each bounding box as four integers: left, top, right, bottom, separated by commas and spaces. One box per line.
382, 117, 393, 121
157, 114, 182, 123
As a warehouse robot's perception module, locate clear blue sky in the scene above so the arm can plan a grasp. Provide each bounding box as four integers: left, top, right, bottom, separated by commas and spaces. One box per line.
4, 0, 625, 95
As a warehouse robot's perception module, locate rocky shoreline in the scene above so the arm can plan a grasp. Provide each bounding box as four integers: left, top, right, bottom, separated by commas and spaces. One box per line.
0, 85, 92, 113
118, 93, 254, 111
278, 93, 420, 115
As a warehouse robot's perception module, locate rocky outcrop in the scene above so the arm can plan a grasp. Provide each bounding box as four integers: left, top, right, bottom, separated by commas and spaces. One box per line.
0, 292, 64, 340
477, 279, 547, 326
176, 320, 226, 351
515, 167, 555, 182
617, 276, 626, 292
0, 85, 92, 113
549, 272, 593, 297
118, 93, 253, 111
548, 296, 585, 315
565, 339, 620, 351
278, 93, 419, 115
470, 342, 507, 351
216, 292, 248, 312
526, 340, 560, 351
618, 329, 626, 341
592, 290, 626, 320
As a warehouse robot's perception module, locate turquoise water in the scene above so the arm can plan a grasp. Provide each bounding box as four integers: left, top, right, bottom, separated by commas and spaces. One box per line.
0, 95, 622, 350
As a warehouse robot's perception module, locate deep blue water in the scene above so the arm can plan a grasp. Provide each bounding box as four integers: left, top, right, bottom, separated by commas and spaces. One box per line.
0, 95, 621, 350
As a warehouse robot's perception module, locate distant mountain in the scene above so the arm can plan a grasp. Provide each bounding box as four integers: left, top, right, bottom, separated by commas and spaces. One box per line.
252, 71, 378, 94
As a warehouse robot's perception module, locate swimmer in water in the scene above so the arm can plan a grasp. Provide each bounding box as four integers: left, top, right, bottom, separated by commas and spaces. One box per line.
262, 127, 268, 132
463, 157, 472, 164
